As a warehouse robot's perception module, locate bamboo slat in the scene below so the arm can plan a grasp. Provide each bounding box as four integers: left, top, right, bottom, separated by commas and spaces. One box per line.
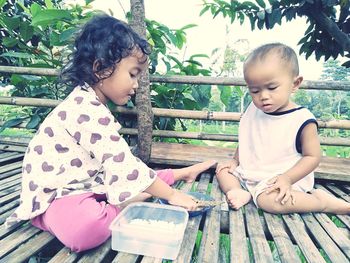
174, 174, 211, 263
1, 66, 350, 91
282, 214, 327, 263
0, 232, 55, 263
229, 208, 250, 262
197, 177, 221, 263
76, 239, 112, 263
47, 247, 79, 263
263, 213, 300, 262
245, 202, 274, 263
111, 253, 138, 263
301, 213, 349, 262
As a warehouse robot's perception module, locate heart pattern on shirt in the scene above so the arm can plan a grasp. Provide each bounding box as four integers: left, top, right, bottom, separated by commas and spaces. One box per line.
42, 162, 54, 172
77, 114, 90, 124
127, 169, 139, 180
34, 145, 43, 154
113, 152, 125, 162
58, 111, 67, 120
109, 175, 119, 185
44, 127, 54, 137
119, 191, 131, 202
55, 144, 69, 153
70, 158, 82, 167
90, 133, 102, 144
29, 180, 38, 191
98, 117, 111, 126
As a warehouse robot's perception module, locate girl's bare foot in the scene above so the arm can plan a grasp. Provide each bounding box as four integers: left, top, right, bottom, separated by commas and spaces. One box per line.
173, 160, 217, 183
312, 189, 350, 215
226, 189, 252, 210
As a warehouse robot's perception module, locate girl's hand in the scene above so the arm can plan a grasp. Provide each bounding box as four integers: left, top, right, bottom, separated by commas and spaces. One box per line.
216, 159, 238, 175
265, 175, 296, 205
167, 190, 197, 211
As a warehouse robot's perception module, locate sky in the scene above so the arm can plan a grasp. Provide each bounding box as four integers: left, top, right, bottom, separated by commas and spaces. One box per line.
73, 0, 326, 81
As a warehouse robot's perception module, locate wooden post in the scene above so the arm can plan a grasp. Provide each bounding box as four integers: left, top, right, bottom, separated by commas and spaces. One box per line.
129, 0, 153, 163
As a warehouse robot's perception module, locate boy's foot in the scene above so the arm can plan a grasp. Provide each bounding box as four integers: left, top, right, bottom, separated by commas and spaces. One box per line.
177, 160, 217, 183
226, 189, 252, 210
312, 189, 350, 214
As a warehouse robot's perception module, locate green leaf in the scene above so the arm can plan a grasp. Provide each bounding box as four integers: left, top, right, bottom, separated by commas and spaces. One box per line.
200, 5, 210, 16
218, 85, 233, 107
0, 0, 6, 9
26, 115, 41, 129
2, 37, 18, 48
19, 23, 34, 42
30, 2, 42, 17
32, 9, 73, 27
257, 10, 265, 20
0, 117, 27, 133
180, 24, 197, 31
256, 0, 266, 8
191, 85, 211, 109
85, 0, 96, 5
0, 52, 33, 59
2, 16, 20, 30
44, 0, 53, 9
59, 27, 78, 42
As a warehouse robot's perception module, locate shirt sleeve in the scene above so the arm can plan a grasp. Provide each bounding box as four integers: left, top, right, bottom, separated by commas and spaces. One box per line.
63, 90, 157, 205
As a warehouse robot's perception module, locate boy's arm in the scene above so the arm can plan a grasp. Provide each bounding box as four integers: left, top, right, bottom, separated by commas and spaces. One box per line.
279, 122, 321, 184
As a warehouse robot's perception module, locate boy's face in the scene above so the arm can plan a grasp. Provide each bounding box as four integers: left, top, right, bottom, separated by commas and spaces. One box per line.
93, 49, 147, 106
244, 53, 302, 113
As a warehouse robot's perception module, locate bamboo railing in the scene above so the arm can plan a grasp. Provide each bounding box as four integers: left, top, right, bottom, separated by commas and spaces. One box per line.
0, 65, 350, 147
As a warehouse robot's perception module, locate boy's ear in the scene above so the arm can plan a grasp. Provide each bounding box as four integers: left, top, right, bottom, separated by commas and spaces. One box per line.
292, 76, 303, 92
93, 60, 101, 78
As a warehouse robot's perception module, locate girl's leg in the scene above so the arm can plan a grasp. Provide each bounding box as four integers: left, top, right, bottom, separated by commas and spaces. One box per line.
216, 168, 251, 210
257, 188, 350, 214
31, 193, 121, 252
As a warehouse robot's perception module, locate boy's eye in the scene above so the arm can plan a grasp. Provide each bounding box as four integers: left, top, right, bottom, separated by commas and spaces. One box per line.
250, 89, 259, 94
268, 86, 278, 90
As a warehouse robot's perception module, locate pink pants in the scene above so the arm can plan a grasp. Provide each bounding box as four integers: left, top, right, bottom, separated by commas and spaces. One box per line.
31, 169, 174, 252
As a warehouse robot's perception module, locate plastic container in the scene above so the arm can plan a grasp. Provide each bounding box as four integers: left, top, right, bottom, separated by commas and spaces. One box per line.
109, 202, 188, 260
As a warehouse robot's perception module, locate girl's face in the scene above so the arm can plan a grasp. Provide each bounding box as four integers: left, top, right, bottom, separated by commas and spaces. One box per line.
244, 53, 302, 113
93, 50, 147, 106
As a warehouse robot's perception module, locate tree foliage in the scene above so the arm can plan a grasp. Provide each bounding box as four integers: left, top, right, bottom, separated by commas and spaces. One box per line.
201, 0, 350, 67
0, 0, 213, 134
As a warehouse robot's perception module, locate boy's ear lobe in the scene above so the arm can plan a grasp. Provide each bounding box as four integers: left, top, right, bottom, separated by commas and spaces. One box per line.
293, 76, 303, 91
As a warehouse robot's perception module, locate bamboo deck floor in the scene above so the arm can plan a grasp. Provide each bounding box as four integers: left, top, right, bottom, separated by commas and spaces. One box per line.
0, 138, 350, 262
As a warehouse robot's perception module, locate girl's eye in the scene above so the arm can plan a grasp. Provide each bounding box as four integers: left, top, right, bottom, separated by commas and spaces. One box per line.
130, 73, 136, 78
268, 86, 278, 90
250, 90, 259, 94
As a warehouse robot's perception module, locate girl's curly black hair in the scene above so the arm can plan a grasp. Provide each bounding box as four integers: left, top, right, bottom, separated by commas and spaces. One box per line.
60, 14, 151, 88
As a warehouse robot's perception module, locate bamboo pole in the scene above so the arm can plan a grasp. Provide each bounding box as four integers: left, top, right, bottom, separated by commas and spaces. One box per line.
1, 65, 350, 91
2, 122, 349, 146
1, 96, 350, 129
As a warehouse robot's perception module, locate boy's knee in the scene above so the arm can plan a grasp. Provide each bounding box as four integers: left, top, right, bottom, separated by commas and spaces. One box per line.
256, 193, 285, 214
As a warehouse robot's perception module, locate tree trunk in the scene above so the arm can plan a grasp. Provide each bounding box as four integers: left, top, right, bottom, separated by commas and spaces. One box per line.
129, 0, 153, 163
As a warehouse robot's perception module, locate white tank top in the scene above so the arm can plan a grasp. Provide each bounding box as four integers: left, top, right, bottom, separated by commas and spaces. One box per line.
236, 102, 317, 191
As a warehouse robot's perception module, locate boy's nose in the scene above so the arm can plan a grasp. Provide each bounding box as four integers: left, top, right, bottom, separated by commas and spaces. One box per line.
260, 90, 269, 100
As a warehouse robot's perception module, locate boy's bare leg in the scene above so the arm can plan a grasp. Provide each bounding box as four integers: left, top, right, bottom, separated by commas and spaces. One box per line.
172, 160, 217, 183
257, 188, 350, 214
216, 168, 251, 210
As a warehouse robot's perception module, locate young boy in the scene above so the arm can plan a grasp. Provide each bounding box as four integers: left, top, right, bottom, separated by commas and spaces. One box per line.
216, 43, 350, 214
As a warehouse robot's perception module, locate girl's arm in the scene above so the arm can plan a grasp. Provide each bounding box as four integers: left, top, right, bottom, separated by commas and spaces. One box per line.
280, 122, 321, 183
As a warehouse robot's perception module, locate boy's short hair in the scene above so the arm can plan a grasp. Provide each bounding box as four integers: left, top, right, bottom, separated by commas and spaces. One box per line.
244, 43, 299, 77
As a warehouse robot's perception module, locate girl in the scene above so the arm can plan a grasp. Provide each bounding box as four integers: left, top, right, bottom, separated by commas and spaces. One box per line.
5, 14, 215, 252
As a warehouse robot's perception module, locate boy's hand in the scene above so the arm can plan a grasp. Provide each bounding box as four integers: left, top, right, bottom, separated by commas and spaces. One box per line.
167, 190, 197, 211
216, 159, 238, 175
265, 175, 296, 205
